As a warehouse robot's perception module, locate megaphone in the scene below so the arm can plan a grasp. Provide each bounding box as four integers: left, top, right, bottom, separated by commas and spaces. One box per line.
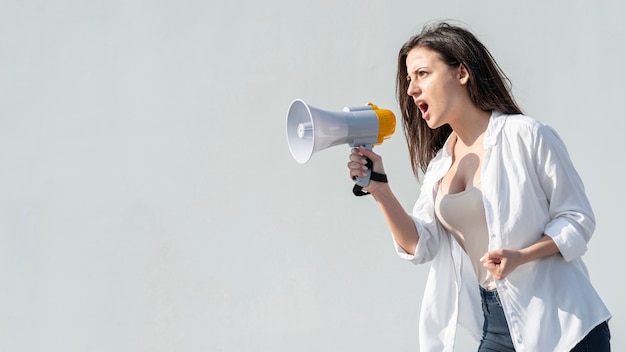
286, 99, 396, 194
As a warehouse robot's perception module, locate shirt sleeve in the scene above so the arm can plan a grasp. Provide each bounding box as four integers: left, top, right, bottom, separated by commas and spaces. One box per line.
534, 124, 595, 261
393, 157, 446, 265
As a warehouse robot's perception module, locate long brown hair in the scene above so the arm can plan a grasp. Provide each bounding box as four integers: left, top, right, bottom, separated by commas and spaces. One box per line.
396, 22, 522, 176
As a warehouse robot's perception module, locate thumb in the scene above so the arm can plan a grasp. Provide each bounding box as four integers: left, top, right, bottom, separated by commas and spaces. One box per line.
357, 146, 382, 162
480, 251, 501, 263
483, 253, 504, 268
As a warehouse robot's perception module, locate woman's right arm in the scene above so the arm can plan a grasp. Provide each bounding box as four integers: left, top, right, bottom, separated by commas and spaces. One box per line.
348, 146, 420, 255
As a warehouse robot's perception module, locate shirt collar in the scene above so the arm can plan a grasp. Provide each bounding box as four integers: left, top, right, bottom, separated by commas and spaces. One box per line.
441, 110, 507, 153
431, 110, 508, 183
484, 110, 508, 146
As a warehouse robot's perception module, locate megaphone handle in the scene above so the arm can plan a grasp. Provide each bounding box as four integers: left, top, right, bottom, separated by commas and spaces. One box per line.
355, 144, 373, 187
353, 144, 374, 196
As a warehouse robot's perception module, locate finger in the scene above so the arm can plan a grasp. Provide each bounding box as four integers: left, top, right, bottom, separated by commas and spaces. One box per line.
347, 162, 368, 180
489, 258, 502, 265
349, 153, 368, 165
480, 249, 505, 261
347, 160, 368, 171
480, 253, 496, 262
354, 147, 374, 161
356, 145, 377, 158
483, 261, 497, 270
352, 147, 364, 156
483, 263, 497, 276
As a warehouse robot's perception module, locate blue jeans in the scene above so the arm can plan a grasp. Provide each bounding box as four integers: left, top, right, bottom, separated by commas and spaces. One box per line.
477, 286, 611, 352
478, 287, 515, 352
570, 320, 611, 352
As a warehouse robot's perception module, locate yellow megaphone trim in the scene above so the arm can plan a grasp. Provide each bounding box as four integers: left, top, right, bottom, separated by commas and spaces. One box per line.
368, 102, 396, 145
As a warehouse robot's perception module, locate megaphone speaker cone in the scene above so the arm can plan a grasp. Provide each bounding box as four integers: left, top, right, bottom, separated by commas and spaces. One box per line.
286, 99, 315, 164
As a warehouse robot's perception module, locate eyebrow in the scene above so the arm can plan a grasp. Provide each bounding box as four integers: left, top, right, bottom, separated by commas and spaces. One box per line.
407, 66, 427, 77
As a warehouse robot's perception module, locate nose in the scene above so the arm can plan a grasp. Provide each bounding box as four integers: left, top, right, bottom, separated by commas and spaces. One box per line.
407, 79, 420, 97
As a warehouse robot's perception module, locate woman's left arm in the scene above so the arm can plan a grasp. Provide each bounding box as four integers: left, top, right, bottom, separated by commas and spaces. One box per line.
534, 124, 596, 261
483, 123, 595, 280
481, 235, 559, 280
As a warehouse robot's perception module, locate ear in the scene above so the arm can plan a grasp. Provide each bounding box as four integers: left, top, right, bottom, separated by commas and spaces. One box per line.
457, 64, 470, 85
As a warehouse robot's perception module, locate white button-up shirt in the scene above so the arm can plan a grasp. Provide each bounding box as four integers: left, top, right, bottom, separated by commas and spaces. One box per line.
394, 111, 611, 352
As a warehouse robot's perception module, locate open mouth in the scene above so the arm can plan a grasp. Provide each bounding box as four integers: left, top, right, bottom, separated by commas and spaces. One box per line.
418, 103, 429, 116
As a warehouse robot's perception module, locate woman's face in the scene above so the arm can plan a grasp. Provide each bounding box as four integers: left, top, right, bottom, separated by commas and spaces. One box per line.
405, 46, 469, 129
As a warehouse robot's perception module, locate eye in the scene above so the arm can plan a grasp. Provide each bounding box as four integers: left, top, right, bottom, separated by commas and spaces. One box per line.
418, 70, 428, 78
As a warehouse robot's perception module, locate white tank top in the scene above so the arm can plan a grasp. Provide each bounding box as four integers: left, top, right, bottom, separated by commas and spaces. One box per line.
435, 184, 496, 290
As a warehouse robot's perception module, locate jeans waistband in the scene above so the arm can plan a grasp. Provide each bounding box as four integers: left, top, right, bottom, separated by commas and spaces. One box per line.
480, 286, 501, 305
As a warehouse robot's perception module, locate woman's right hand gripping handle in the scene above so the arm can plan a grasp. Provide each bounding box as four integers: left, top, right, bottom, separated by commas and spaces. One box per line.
348, 146, 387, 195
347, 146, 420, 255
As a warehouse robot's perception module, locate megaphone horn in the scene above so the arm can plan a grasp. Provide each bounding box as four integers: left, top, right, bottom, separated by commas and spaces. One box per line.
286, 99, 395, 193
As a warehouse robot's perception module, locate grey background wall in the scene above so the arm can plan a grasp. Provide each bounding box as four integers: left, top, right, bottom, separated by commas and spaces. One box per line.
1, 0, 624, 351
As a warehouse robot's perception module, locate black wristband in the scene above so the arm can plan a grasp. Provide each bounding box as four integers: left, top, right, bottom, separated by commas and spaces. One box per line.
369, 171, 388, 183
352, 171, 388, 196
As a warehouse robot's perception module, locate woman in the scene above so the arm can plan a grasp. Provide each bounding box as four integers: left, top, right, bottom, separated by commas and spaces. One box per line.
348, 22, 611, 352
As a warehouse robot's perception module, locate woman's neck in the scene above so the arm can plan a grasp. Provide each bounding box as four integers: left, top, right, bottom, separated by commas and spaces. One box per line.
449, 108, 491, 148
